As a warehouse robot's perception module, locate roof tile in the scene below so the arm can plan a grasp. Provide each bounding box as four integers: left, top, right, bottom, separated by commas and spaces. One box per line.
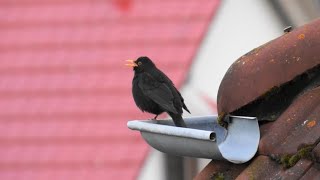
300, 165, 320, 180
235, 156, 280, 180
278, 159, 313, 179
312, 143, 320, 162
0, 0, 220, 179
198, 86, 320, 180
259, 86, 320, 155
197, 21, 320, 178
194, 160, 246, 180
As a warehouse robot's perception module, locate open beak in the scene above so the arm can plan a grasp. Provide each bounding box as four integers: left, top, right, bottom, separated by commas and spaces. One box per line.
125, 59, 138, 67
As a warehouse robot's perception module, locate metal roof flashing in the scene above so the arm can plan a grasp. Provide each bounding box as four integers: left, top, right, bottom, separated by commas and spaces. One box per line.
127, 115, 260, 163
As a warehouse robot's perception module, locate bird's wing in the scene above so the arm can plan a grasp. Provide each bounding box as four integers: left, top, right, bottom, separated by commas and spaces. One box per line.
139, 73, 178, 114
155, 70, 190, 114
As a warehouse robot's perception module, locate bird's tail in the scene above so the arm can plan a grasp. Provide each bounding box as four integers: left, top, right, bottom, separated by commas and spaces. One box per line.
168, 112, 187, 127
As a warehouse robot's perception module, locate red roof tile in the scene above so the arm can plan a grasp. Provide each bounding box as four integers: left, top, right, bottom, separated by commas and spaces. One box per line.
300, 165, 320, 180
0, 0, 220, 179
259, 86, 320, 155
196, 19, 320, 180
197, 72, 320, 180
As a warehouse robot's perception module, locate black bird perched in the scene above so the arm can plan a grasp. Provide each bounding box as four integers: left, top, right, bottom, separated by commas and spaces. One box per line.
125, 56, 190, 127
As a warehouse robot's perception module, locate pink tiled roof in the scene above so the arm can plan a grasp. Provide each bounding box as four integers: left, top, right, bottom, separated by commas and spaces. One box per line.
0, 0, 220, 179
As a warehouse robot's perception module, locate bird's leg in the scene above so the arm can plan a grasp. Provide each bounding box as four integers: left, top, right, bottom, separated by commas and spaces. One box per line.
153, 114, 159, 120
148, 114, 159, 120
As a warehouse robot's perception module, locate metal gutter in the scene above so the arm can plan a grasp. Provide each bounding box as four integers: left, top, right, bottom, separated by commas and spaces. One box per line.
127, 115, 260, 164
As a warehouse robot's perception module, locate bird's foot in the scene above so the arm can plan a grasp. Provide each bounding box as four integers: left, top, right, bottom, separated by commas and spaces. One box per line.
152, 114, 159, 120
149, 115, 159, 121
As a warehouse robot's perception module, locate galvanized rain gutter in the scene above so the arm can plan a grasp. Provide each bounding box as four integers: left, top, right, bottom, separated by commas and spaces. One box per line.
127, 115, 260, 164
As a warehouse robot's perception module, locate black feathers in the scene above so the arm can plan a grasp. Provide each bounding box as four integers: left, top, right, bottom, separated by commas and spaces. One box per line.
129, 56, 190, 127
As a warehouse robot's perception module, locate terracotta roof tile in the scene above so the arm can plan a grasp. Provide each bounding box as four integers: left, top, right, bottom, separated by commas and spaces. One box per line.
196, 19, 320, 180
0, 0, 220, 179
300, 166, 320, 180
313, 143, 320, 162
259, 86, 320, 155
235, 156, 281, 180
237, 157, 313, 180
195, 160, 246, 180
197, 78, 320, 180
279, 159, 313, 179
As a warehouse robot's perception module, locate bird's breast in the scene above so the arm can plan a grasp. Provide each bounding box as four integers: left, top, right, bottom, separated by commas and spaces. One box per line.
132, 75, 163, 115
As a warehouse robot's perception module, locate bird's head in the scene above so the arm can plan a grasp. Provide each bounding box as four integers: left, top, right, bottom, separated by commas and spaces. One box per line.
125, 56, 156, 73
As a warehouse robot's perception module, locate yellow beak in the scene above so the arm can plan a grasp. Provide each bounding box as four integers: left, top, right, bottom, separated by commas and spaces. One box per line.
125, 59, 138, 67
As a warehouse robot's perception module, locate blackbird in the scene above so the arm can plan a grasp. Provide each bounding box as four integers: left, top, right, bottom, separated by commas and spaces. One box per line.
125, 56, 190, 127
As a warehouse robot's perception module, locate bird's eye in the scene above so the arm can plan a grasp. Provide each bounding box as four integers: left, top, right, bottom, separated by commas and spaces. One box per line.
138, 62, 142, 65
